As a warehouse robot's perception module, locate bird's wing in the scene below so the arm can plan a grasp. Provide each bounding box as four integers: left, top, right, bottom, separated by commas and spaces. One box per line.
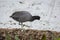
19, 13, 32, 21
11, 11, 32, 18
11, 12, 23, 17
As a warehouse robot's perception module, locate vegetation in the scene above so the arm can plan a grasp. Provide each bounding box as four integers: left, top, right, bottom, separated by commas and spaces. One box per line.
0, 29, 60, 40
5, 33, 60, 40
41, 34, 46, 40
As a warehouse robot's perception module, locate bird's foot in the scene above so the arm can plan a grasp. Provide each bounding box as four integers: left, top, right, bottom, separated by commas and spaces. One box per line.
19, 24, 30, 28
23, 24, 30, 28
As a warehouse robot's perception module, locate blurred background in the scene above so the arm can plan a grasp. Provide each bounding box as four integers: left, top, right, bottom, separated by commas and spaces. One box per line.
0, 0, 60, 32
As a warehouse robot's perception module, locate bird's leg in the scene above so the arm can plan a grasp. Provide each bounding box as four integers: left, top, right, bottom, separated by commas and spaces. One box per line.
20, 22, 24, 29
19, 22, 20, 25
20, 22, 26, 32
19, 22, 24, 28
19, 22, 24, 27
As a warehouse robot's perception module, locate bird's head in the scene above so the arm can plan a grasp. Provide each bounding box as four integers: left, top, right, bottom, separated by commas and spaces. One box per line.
32, 16, 40, 21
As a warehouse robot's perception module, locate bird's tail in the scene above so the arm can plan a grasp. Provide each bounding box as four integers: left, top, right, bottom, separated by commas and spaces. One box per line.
10, 16, 12, 17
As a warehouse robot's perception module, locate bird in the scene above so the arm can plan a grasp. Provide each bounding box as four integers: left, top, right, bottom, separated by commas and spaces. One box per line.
10, 11, 40, 28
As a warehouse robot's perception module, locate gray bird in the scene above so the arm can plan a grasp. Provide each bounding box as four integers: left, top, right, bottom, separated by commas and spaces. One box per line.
10, 11, 40, 27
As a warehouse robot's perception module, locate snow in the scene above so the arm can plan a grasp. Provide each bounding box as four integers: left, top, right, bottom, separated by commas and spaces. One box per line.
0, 0, 60, 32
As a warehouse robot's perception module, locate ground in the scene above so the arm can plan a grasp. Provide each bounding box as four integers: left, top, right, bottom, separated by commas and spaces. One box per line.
0, 28, 60, 40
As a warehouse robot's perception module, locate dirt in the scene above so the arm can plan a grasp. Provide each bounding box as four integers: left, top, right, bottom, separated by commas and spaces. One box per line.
0, 28, 60, 40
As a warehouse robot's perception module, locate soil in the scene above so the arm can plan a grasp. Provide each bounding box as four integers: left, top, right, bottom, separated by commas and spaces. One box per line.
0, 28, 60, 40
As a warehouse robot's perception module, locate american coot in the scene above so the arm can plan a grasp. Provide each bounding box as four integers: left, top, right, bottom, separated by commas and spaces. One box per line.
10, 11, 40, 27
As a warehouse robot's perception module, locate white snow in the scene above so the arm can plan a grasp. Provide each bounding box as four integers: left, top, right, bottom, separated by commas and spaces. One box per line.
0, 0, 60, 32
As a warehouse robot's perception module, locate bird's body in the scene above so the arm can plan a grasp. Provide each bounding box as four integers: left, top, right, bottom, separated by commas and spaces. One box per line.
10, 11, 32, 22
10, 11, 40, 27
